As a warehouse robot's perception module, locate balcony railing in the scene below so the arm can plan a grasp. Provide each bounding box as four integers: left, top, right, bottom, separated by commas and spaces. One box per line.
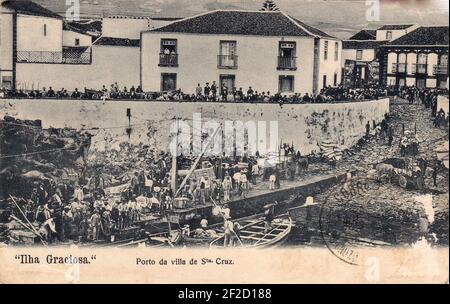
217, 55, 238, 69
412, 63, 428, 74
278, 56, 297, 70
159, 53, 178, 67
433, 64, 448, 75
17, 49, 91, 64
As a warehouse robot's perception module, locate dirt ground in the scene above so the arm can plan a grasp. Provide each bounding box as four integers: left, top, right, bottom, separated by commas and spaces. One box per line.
289, 98, 449, 247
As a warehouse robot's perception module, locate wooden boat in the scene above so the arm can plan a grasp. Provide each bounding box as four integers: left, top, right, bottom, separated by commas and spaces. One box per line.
181, 233, 218, 245
81, 230, 182, 248
209, 213, 292, 248
115, 230, 182, 248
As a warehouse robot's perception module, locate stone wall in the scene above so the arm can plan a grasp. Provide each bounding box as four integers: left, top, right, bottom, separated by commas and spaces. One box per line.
0, 98, 390, 156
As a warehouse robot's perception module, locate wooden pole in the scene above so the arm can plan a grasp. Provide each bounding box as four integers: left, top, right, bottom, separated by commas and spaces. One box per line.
9, 195, 47, 246
175, 124, 222, 198
171, 119, 179, 195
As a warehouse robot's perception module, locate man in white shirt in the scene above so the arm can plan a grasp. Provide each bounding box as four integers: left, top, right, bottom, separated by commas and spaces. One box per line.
223, 219, 234, 247
251, 164, 259, 185
233, 171, 241, 192
74, 185, 84, 202
222, 175, 232, 203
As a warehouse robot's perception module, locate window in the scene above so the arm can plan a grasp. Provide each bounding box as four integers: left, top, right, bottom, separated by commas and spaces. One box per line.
75, 38, 80, 46
323, 75, 327, 88
218, 41, 238, 68
334, 42, 339, 61
334, 73, 338, 86
417, 53, 427, 74
440, 55, 448, 66
398, 53, 407, 73
1, 76, 12, 90
44, 24, 47, 36
278, 42, 297, 69
356, 49, 363, 61
161, 39, 177, 53
386, 31, 392, 40
279, 76, 294, 93
160, 39, 178, 67
161, 73, 177, 91
324, 41, 328, 60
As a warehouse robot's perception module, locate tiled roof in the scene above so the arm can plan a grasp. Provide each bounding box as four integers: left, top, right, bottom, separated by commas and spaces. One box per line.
1, 0, 62, 19
385, 26, 449, 46
289, 17, 335, 39
93, 37, 140, 47
348, 29, 377, 40
343, 40, 387, 49
65, 20, 102, 37
149, 10, 334, 38
378, 24, 415, 30
63, 23, 93, 36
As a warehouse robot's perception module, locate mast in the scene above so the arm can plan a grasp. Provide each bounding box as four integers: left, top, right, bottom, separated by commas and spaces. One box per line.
171, 119, 179, 195
174, 124, 222, 198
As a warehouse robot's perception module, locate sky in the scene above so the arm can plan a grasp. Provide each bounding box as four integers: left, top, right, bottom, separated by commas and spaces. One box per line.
35, 0, 449, 38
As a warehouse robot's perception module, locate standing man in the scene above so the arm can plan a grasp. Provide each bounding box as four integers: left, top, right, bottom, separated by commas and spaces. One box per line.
388, 126, 394, 146
89, 210, 102, 241
195, 84, 203, 100
222, 174, 232, 203
251, 163, 259, 185
264, 203, 276, 234
211, 81, 217, 101
432, 162, 440, 187
204, 83, 211, 101
223, 217, 234, 247
221, 83, 228, 101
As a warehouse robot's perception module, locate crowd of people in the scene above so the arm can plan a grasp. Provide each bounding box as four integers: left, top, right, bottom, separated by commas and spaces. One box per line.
397, 86, 449, 128
0, 82, 390, 104
9, 145, 308, 244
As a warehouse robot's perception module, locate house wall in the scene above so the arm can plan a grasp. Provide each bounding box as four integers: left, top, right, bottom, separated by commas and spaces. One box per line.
318, 39, 342, 88
102, 17, 177, 39
63, 30, 92, 47
141, 32, 317, 95
341, 48, 376, 67
376, 25, 419, 41
0, 98, 390, 156
16, 14, 62, 52
0, 8, 14, 88
386, 50, 447, 88
15, 45, 140, 90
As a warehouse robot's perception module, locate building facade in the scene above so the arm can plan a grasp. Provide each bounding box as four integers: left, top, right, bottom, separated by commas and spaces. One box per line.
376, 24, 419, 42
341, 25, 419, 88
0, 0, 96, 90
141, 10, 342, 95
381, 26, 449, 89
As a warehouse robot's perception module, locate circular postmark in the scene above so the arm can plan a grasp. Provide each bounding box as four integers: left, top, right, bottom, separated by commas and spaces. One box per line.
319, 176, 381, 266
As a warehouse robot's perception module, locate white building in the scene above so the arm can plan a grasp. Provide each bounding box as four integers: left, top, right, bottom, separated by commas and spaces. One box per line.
376, 24, 419, 42
0, 0, 96, 90
1, 0, 64, 89
16, 36, 141, 90
63, 23, 94, 47
141, 10, 342, 95
341, 29, 387, 87
102, 15, 183, 39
